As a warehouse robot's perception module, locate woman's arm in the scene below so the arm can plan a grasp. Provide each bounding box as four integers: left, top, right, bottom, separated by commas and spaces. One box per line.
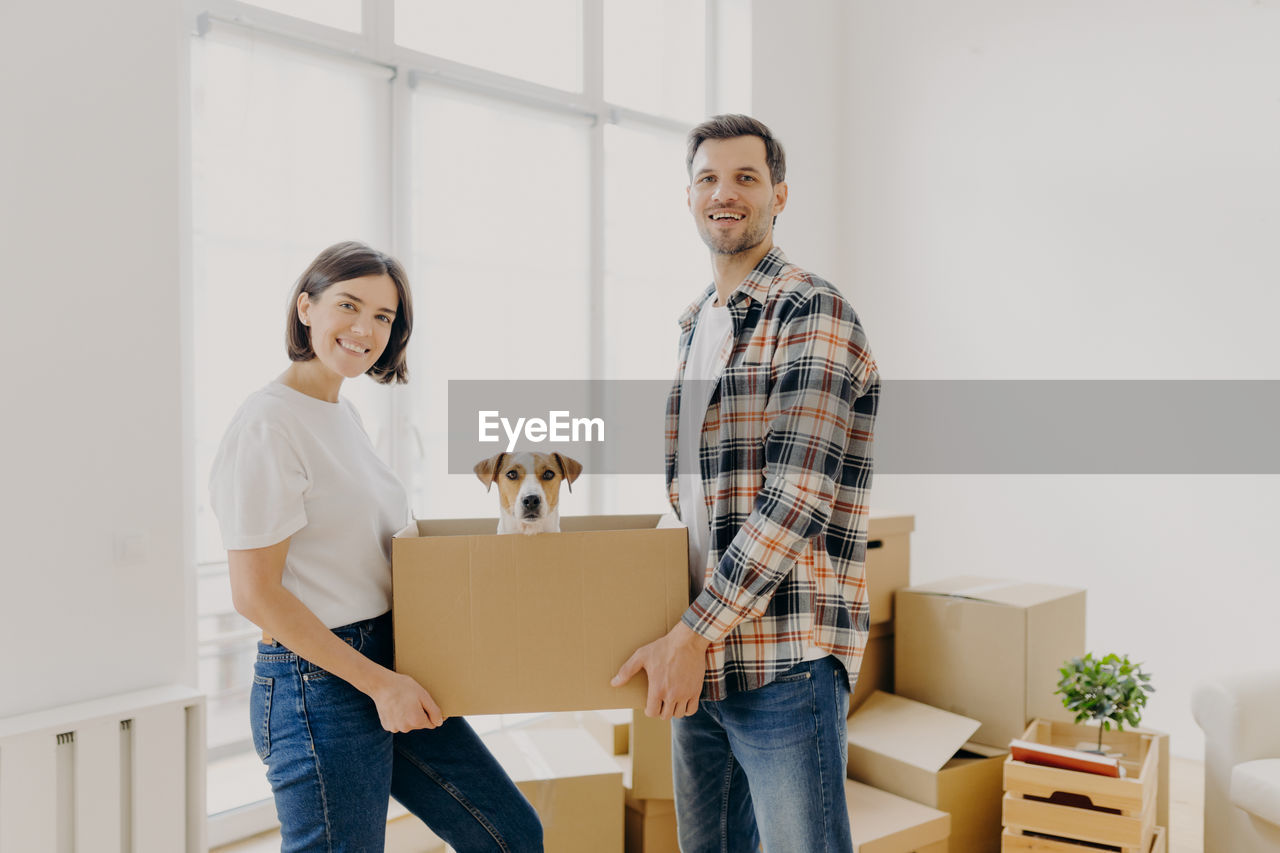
228, 539, 444, 732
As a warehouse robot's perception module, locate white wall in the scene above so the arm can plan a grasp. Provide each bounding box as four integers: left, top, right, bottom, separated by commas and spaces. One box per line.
0, 1, 191, 717
837, 0, 1280, 757
751, 0, 849, 285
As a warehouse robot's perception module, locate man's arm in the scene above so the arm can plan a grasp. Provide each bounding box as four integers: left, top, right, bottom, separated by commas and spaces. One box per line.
684, 285, 876, 642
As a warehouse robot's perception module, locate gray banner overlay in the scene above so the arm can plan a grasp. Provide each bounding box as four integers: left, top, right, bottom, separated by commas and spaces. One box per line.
448, 380, 1280, 475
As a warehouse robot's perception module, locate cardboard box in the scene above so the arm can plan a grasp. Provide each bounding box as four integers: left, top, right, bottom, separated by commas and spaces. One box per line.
846, 778, 949, 853
617, 756, 679, 853
393, 514, 688, 715
894, 577, 1085, 748
629, 712, 674, 800
385, 811, 447, 853
846, 691, 1006, 853
623, 788, 678, 853
582, 708, 633, 756
624, 801, 678, 853
866, 515, 914, 626
483, 728, 624, 853
851, 621, 894, 714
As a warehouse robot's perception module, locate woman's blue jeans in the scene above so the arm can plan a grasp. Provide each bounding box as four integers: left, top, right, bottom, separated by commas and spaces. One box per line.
671, 656, 853, 853
250, 612, 543, 852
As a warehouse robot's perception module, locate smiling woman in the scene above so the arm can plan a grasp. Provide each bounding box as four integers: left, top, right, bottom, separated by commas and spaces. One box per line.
282, 242, 412, 402
208, 241, 544, 852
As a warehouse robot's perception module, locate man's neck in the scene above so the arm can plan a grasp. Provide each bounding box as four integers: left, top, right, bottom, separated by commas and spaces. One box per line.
710, 238, 774, 306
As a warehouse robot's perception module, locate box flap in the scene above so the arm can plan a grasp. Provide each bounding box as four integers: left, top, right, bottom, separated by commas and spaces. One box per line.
844, 779, 949, 850
484, 728, 621, 783
399, 514, 673, 539
846, 691, 981, 773
958, 741, 1007, 759
905, 576, 1083, 608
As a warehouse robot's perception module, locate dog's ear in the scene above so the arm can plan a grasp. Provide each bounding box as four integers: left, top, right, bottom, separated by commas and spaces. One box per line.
552, 453, 583, 492
473, 453, 508, 492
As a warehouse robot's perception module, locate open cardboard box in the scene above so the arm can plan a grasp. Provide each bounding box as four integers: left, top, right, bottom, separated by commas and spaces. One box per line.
895, 576, 1085, 748
846, 691, 1005, 853
392, 514, 687, 716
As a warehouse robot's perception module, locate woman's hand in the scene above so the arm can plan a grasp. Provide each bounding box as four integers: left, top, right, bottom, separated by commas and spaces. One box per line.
369, 669, 446, 732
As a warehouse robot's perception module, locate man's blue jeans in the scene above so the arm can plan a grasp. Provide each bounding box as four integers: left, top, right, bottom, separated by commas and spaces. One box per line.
671, 656, 853, 853
250, 612, 543, 852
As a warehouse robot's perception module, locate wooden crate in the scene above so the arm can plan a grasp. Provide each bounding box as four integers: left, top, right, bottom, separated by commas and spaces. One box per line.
1002, 720, 1158, 853
1002, 824, 1165, 853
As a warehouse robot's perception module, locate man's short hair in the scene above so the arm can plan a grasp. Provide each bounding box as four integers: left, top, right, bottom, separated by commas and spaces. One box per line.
686, 114, 786, 185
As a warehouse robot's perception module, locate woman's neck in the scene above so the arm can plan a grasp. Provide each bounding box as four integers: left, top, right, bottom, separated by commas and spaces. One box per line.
280, 360, 343, 403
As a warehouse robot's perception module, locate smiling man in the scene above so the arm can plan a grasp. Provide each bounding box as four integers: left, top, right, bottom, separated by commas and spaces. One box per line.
613, 115, 880, 851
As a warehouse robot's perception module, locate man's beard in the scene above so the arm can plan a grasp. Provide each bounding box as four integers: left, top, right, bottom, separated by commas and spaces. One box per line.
697, 212, 772, 256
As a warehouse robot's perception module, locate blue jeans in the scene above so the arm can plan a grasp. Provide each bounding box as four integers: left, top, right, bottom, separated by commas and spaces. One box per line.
671, 656, 853, 853
250, 612, 543, 852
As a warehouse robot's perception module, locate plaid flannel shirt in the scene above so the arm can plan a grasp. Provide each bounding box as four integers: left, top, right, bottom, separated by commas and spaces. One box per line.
665, 247, 879, 701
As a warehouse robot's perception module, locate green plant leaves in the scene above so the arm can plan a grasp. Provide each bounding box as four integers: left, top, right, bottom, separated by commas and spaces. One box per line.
1054, 651, 1155, 739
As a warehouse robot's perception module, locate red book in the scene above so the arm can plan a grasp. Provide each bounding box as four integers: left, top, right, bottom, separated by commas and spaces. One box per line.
1009, 739, 1124, 777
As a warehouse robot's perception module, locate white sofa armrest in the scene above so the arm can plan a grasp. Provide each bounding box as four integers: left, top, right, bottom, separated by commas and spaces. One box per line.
1192, 669, 1280, 764
1193, 669, 1280, 852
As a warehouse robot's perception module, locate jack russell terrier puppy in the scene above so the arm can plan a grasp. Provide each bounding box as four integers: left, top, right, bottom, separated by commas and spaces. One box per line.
473, 451, 583, 535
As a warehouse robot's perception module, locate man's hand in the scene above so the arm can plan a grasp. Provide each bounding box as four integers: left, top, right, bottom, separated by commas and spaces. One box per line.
612, 622, 711, 720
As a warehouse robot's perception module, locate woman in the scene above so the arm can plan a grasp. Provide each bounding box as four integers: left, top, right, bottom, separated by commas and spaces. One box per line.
210, 241, 542, 852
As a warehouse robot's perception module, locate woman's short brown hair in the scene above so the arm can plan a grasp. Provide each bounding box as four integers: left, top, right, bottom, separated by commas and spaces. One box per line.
285, 241, 414, 384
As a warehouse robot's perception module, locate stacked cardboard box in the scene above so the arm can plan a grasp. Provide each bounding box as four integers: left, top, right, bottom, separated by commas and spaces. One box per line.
617, 753, 680, 853
618, 712, 677, 853
848, 516, 1004, 852
853, 515, 914, 713
847, 691, 1006, 853
385, 807, 447, 853
482, 727, 624, 853
582, 708, 632, 757
894, 576, 1087, 749
853, 576, 1088, 853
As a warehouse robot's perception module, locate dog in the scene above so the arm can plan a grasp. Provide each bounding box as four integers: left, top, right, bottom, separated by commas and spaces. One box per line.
473, 451, 582, 535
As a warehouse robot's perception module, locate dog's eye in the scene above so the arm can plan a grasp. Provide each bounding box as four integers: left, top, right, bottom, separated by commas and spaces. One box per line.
505, 470, 519, 480
541, 470, 555, 480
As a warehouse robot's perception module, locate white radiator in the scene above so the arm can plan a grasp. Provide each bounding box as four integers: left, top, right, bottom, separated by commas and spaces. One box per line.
0, 685, 206, 853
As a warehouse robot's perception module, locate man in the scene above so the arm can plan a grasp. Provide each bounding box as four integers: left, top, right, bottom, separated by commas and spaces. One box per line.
613, 114, 879, 851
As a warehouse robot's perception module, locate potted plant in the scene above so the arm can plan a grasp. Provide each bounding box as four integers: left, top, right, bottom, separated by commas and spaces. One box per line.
1055, 652, 1155, 753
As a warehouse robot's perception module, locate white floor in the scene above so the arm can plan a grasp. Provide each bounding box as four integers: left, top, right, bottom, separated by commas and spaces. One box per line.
214, 757, 1207, 853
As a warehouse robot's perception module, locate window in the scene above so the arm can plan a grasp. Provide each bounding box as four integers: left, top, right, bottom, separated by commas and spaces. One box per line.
190, 0, 750, 842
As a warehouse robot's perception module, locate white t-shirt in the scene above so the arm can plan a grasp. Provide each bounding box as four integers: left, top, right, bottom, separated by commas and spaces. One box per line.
209, 381, 410, 628
678, 292, 733, 597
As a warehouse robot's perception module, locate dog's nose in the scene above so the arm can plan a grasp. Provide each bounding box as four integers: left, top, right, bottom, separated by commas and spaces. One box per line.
522, 494, 542, 512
